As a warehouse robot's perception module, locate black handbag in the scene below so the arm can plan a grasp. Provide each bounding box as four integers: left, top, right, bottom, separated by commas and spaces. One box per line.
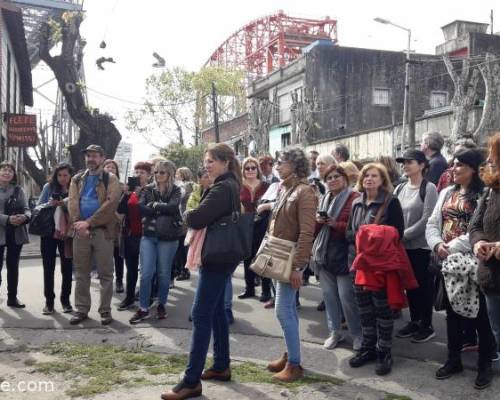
201, 182, 254, 265
5, 186, 27, 217
29, 204, 56, 237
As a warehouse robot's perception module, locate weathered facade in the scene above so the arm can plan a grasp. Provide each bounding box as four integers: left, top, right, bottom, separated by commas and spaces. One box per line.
201, 113, 248, 156
247, 42, 454, 157
0, 5, 34, 192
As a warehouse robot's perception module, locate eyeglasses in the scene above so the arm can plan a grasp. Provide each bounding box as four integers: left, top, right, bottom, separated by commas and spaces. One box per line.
154, 171, 167, 175
0, 167, 14, 173
326, 174, 343, 181
245, 166, 257, 171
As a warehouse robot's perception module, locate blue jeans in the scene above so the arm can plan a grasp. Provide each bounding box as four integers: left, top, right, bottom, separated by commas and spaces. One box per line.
275, 281, 301, 365
485, 292, 500, 350
183, 267, 232, 385
138, 236, 178, 310
224, 275, 232, 310
319, 269, 362, 339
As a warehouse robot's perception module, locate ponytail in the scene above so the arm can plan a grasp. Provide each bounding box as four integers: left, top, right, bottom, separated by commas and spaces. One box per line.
206, 143, 242, 184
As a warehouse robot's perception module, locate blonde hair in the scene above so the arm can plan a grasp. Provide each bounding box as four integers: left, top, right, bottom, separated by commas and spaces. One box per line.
242, 157, 262, 180
155, 160, 177, 192
356, 162, 394, 193
339, 161, 360, 187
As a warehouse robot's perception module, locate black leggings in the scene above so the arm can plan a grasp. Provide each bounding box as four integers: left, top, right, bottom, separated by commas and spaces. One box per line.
0, 230, 22, 301
40, 236, 72, 306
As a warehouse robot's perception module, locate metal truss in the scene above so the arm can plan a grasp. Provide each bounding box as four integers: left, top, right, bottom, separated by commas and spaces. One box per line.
205, 10, 338, 79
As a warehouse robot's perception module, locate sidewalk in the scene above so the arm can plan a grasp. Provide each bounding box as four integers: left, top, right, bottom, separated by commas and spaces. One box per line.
1, 261, 499, 399
20, 235, 41, 260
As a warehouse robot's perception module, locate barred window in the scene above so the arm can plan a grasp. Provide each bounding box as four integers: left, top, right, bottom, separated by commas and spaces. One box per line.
430, 91, 448, 108
373, 88, 391, 106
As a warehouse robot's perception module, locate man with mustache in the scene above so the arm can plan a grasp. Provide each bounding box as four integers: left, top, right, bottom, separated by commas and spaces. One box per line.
67, 145, 121, 325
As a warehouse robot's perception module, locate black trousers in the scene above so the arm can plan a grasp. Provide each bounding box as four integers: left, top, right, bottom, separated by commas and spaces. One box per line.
172, 236, 188, 279
0, 229, 23, 301
445, 292, 496, 368
123, 235, 141, 301
406, 248, 434, 328
40, 236, 72, 307
243, 257, 257, 294
114, 245, 124, 284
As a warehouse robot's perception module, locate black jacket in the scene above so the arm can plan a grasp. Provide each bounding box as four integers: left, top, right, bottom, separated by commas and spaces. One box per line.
426, 152, 448, 185
469, 188, 500, 294
346, 190, 405, 268
185, 172, 241, 272
139, 183, 182, 240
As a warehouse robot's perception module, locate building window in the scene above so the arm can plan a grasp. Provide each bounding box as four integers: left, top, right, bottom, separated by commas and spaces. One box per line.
430, 91, 448, 109
278, 93, 292, 123
372, 88, 391, 106
281, 132, 291, 149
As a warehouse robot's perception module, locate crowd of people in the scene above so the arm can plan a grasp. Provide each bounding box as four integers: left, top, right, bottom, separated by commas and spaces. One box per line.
0, 131, 499, 400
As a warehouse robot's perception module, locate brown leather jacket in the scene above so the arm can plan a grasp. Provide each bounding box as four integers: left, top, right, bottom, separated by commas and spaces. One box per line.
269, 175, 317, 271
68, 168, 122, 240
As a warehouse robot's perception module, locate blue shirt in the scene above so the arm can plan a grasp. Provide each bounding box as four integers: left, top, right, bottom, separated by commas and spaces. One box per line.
80, 175, 100, 219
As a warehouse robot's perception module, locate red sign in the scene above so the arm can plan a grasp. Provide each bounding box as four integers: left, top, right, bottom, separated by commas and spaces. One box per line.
7, 114, 37, 147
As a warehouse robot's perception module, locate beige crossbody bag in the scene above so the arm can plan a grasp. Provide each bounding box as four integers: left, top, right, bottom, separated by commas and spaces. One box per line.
250, 184, 299, 283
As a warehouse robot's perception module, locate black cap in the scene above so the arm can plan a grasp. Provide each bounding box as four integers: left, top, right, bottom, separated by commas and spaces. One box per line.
81, 144, 104, 155
396, 149, 427, 164
454, 149, 484, 171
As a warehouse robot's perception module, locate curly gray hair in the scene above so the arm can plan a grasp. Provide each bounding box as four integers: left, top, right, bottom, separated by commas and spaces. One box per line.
281, 148, 310, 178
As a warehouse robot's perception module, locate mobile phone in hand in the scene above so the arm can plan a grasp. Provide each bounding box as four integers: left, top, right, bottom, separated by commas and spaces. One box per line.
127, 176, 140, 189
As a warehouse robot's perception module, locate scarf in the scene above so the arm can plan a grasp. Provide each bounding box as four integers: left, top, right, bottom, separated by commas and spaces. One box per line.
311, 187, 352, 268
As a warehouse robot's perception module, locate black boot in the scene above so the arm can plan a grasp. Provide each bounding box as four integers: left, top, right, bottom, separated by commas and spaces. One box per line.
375, 350, 393, 376
474, 363, 493, 390
349, 350, 377, 368
435, 359, 463, 380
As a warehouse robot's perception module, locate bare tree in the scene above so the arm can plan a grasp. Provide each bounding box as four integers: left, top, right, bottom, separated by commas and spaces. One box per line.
248, 98, 272, 154
443, 56, 480, 143
29, 12, 121, 175
473, 52, 500, 144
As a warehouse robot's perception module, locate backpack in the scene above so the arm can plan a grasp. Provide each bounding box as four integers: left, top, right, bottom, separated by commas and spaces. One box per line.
74, 170, 109, 193
395, 179, 428, 202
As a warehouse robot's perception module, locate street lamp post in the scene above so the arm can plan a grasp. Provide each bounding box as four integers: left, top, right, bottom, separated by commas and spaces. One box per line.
374, 17, 412, 153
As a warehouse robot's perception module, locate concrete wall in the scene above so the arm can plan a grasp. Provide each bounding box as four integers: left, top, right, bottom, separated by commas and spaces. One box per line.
305, 45, 454, 143
202, 113, 248, 144
306, 108, 484, 160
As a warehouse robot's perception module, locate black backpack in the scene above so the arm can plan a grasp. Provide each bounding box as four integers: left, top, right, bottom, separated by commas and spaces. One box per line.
395, 179, 428, 202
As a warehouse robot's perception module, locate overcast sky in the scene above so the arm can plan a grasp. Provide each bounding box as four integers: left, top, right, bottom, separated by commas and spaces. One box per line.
30, 0, 500, 163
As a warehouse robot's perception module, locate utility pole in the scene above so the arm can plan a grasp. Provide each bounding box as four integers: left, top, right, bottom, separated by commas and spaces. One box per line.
211, 82, 220, 143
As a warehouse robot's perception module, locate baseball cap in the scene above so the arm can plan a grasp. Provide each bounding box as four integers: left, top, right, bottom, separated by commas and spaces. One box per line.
82, 144, 105, 155
396, 149, 427, 164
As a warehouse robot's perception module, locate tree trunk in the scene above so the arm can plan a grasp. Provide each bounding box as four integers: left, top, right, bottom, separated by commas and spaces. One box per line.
36, 12, 121, 173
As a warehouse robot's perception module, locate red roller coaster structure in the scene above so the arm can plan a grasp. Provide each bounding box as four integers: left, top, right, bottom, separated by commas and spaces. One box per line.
205, 10, 338, 78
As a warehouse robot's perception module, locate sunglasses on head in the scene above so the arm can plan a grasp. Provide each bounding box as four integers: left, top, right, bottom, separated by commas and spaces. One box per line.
154, 170, 167, 175
245, 166, 257, 171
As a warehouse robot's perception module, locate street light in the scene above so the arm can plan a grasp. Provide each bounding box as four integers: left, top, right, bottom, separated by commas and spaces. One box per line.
374, 17, 412, 153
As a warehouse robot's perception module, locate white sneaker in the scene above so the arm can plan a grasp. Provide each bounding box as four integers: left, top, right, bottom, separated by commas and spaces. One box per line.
353, 336, 363, 352
323, 332, 344, 350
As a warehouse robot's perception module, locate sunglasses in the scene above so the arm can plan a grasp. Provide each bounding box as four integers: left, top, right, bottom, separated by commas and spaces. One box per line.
154, 170, 167, 175
245, 166, 257, 171
326, 174, 343, 181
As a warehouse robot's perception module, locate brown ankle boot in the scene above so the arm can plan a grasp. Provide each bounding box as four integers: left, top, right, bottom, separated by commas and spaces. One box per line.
272, 362, 304, 382
161, 382, 202, 400
267, 352, 288, 372
201, 367, 231, 381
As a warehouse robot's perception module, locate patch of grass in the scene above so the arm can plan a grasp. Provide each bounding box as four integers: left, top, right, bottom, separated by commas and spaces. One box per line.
32, 342, 186, 398
232, 360, 343, 389
31, 342, 343, 398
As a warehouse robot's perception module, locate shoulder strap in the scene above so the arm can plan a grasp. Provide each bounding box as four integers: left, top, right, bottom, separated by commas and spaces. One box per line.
273, 182, 303, 217
102, 171, 109, 191
419, 179, 428, 202
395, 181, 407, 197
373, 193, 392, 225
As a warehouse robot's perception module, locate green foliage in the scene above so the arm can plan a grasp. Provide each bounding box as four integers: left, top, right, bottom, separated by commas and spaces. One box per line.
160, 143, 207, 174
193, 66, 245, 97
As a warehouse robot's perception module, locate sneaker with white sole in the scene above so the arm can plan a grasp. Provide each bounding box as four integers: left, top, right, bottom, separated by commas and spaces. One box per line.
323, 332, 344, 350
353, 336, 363, 352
